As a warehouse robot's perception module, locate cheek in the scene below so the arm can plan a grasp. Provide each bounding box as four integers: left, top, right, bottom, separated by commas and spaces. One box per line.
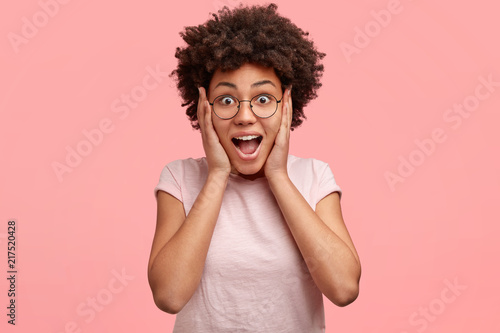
211, 117, 224, 136
267, 113, 282, 137
211, 120, 231, 146
263, 123, 280, 147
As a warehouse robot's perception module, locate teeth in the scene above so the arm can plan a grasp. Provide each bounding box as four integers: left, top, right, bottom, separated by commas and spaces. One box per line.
234, 135, 260, 141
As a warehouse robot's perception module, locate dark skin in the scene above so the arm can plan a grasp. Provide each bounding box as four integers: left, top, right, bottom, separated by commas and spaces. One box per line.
148, 64, 361, 314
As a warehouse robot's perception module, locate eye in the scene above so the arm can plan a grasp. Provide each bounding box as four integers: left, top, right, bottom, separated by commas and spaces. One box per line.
216, 95, 237, 107
253, 94, 272, 105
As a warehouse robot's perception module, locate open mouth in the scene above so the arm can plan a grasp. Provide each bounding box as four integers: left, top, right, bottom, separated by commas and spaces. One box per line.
232, 135, 263, 155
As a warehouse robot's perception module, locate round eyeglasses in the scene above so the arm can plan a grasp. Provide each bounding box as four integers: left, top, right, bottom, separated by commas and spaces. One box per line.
209, 94, 282, 119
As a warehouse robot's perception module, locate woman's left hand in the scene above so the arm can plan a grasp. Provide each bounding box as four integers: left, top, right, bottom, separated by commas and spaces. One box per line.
264, 87, 292, 179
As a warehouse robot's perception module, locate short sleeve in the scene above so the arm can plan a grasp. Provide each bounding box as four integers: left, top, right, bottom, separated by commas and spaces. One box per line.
316, 161, 342, 202
287, 155, 342, 208
154, 162, 183, 203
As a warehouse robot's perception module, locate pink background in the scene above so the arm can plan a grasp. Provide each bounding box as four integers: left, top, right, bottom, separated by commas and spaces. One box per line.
1, 0, 499, 332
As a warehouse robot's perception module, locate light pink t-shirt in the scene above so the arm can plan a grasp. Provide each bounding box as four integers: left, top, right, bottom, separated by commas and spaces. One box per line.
154, 155, 341, 332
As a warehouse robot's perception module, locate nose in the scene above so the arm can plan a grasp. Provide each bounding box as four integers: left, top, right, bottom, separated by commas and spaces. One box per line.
233, 100, 257, 125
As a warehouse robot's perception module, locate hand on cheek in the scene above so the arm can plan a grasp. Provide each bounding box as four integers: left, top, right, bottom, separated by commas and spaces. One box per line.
197, 87, 231, 178
265, 87, 293, 179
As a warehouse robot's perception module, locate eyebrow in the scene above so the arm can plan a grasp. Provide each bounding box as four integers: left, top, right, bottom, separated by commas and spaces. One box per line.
214, 80, 276, 90
251, 80, 276, 88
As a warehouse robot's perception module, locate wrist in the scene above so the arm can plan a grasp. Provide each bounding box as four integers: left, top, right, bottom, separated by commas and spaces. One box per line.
266, 171, 290, 187
207, 170, 230, 187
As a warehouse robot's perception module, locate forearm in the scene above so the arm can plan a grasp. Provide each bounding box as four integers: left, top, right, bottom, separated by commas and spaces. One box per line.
149, 173, 228, 312
268, 174, 361, 306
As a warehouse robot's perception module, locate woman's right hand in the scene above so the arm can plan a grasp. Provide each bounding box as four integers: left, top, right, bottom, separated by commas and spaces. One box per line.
149, 88, 231, 314
197, 87, 231, 178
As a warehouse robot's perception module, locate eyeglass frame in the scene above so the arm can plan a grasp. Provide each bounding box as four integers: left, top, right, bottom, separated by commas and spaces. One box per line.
208, 93, 283, 120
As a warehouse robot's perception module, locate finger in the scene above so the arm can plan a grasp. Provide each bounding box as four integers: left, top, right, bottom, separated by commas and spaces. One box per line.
200, 88, 212, 129
204, 100, 213, 135
199, 86, 207, 103
284, 97, 290, 130
282, 88, 291, 130
287, 87, 293, 128
200, 92, 218, 143
198, 87, 211, 134
274, 90, 290, 146
197, 87, 205, 130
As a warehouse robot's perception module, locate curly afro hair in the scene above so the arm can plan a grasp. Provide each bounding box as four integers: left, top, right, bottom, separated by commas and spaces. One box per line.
171, 3, 325, 130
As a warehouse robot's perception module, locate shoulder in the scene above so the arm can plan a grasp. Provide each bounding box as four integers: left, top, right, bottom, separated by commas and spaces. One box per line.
287, 155, 341, 202
155, 157, 207, 200
287, 154, 332, 187
157, 157, 207, 188
160, 157, 207, 177
287, 155, 330, 175
164, 157, 207, 169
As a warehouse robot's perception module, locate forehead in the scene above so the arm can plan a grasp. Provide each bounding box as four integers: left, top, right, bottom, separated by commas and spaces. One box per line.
209, 63, 281, 90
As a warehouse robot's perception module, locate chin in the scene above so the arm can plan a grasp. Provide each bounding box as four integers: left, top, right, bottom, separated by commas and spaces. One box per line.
225, 137, 271, 178
231, 159, 266, 179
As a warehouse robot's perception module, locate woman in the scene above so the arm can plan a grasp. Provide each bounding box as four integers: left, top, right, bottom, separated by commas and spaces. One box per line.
148, 4, 361, 332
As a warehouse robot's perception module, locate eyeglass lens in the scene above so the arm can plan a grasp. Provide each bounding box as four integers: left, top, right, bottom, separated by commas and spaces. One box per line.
212, 94, 278, 119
